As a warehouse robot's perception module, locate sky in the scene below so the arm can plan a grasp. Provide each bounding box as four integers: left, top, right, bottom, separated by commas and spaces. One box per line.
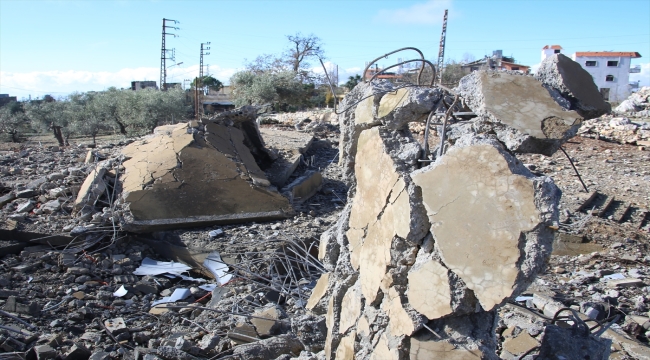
1, 0, 649, 100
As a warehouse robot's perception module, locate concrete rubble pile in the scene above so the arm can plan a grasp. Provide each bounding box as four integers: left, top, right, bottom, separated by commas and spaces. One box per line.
307, 67, 616, 359
615, 86, 650, 116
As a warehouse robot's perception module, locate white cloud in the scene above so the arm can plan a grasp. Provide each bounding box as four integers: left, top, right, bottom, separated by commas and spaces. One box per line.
630, 62, 650, 88
375, 0, 452, 25
310, 61, 363, 85
0, 64, 239, 99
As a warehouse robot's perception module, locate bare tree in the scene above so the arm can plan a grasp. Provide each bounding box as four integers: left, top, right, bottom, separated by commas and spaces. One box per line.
284, 33, 324, 73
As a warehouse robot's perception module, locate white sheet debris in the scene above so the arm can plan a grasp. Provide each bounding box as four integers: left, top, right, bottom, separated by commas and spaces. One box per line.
151, 288, 192, 307
204, 252, 233, 285
603, 273, 626, 280
199, 284, 218, 292
133, 257, 192, 276
113, 285, 128, 297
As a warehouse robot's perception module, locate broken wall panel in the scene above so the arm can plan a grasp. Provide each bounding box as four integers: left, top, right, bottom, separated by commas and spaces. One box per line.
120, 122, 292, 232
313, 80, 562, 360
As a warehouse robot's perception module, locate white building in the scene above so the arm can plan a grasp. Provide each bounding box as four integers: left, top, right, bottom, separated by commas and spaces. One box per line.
541, 45, 563, 61
571, 51, 642, 102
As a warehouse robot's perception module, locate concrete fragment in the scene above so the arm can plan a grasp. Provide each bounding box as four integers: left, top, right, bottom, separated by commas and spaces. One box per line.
260, 128, 314, 187
412, 138, 557, 311
74, 166, 107, 210
409, 339, 482, 359
65, 343, 92, 360
227, 323, 259, 344
502, 331, 539, 356
457, 70, 583, 155
338, 284, 362, 335
231, 334, 304, 360
31, 344, 57, 360
334, 331, 356, 360
386, 287, 417, 337
120, 122, 292, 232
306, 272, 329, 311
535, 53, 611, 119
407, 258, 452, 320
537, 325, 610, 360
251, 306, 282, 337
284, 170, 322, 204
291, 314, 327, 353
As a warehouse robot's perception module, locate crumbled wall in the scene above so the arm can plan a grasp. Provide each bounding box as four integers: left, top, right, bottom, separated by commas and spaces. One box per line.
310, 78, 565, 359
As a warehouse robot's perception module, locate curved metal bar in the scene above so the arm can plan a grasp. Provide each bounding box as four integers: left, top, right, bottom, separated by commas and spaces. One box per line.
363, 47, 425, 85
318, 57, 337, 112
368, 59, 437, 87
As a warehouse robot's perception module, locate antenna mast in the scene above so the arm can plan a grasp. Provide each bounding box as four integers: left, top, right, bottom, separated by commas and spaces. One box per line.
436, 9, 448, 85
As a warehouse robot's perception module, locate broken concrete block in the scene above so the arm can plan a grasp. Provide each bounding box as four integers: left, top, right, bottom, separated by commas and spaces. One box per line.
377, 87, 443, 130
457, 70, 583, 155
30, 344, 57, 360
65, 343, 92, 360
74, 165, 107, 211
251, 306, 282, 337
231, 334, 304, 360
502, 331, 539, 357
284, 171, 322, 204
259, 128, 313, 187
409, 338, 483, 359
412, 137, 557, 311
537, 324, 610, 360
120, 122, 292, 232
291, 314, 327, 353
227, 323, 259, 345
535, 53, 611, 119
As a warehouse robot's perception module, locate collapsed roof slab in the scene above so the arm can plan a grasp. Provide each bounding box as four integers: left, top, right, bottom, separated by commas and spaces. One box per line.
457, 71, 583, 156
120, 123, 292, 232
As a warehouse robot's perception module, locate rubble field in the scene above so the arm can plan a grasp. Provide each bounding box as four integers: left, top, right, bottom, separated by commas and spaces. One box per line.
0, 58, 650, 360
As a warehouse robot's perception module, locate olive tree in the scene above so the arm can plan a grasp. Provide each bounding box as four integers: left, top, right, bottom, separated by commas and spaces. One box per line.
0, 102, 27, 142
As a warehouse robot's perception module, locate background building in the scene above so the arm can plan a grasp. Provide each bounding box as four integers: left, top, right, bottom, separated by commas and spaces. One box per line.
572, 51, 642, 102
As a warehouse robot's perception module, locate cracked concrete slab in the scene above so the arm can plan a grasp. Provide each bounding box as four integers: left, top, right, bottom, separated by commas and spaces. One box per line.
412, 139, 556, 311
457, 71, 583, 155
535, 53, 610, 119
120, 122, 292, 232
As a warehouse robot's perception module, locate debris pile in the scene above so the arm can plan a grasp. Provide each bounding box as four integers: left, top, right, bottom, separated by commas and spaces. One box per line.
615, 86, 650, 116
578, 115, 650, 147
0, 53, 649, 359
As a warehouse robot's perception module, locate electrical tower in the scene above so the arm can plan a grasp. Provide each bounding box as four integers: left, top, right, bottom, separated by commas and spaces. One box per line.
160, 18, 179, 91
195, 42, 210, 118
436, 9, 448, 85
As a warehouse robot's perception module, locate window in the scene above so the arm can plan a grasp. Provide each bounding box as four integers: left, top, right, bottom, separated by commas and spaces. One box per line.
554, 49, 561, 54
585, 61, 597, 67
511, 66, 520, 70
607, 60, 619, 67
605, 75, 614, 82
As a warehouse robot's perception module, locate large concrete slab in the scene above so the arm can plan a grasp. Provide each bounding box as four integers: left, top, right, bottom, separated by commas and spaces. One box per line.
457, 71, 583, 155
535, 53, 610, 119
120, 123, 292, 232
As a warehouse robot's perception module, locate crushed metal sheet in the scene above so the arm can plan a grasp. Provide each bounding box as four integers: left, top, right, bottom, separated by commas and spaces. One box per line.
133, 257, 192, 276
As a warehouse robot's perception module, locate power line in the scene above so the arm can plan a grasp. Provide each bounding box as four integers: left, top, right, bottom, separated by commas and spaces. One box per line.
160, 18, 179, 91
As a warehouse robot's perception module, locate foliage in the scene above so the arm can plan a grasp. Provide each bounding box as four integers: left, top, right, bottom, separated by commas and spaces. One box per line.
441, 59, 465, 86
192, 76, 224, 92
232, 33, 329, 111
231, 70, 308, 110
344, 75, 362, 91
0, 102, 27, 142
12, 87, 189, 143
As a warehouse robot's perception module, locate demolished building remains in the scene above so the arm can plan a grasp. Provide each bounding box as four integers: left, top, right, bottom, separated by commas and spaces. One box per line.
1, 49, 649, 359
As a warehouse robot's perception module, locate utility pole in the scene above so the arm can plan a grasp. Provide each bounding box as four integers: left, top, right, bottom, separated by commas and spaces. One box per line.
196, 42, 210, 118
160, 18, 179, 91
436, 9, 448, 85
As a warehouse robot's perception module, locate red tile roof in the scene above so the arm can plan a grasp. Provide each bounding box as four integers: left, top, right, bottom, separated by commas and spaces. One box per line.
575, 51, 641, 58
543, 45, 563, 50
